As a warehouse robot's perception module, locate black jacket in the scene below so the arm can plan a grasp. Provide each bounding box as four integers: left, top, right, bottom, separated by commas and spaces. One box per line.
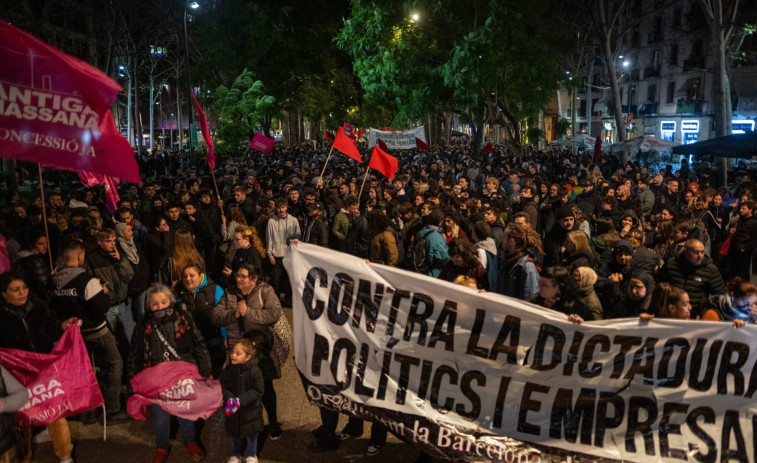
656, 253, 727, 318
221, 359, 265, 438
85, 247, 134, 305
48, 266, 110, 332
0, 293, 61, 353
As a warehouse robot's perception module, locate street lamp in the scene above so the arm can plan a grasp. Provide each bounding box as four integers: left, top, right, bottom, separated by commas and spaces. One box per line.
184, 1, 200, 157
118, 63, 134, 148
623, 60, 632, 136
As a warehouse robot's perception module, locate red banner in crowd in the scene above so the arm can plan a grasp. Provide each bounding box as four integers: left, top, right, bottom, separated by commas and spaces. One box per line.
0, 20, 140, 183
415, 137, 430, 151
0, 325, 104, 426
127, 361, 222, 421
333, 127, 362, 162
368, 145, 398, 180
191, 93, 215, 168
249, 133, 274, 154
77, 171, 120, 214
323, 130, 335, 141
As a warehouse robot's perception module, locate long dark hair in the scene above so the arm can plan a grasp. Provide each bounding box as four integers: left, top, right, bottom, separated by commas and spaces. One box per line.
540, 266, 580, 302
448, 238, 479, 269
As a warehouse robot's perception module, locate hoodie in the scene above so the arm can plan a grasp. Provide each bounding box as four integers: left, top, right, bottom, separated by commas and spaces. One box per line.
49, 266, 110, 332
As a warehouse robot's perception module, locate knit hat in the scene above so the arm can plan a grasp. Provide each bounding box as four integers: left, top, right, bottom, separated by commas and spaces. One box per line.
555, 205, 574, 220
615, 239, 633, 255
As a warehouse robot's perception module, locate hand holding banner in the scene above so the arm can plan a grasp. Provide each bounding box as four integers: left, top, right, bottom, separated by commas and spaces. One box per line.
0, 325, 103, 426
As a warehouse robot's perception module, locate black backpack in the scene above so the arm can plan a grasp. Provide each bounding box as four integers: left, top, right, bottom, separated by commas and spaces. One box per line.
405, 229, 431, 274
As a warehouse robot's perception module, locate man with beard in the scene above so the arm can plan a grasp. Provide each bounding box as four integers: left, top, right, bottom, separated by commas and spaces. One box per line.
543, 205, 576, 267
518, 186, 539, 231
301, 201, 329, 247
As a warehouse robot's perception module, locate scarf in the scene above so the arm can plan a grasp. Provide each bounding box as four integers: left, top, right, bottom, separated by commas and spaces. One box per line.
115, 222, 139, 265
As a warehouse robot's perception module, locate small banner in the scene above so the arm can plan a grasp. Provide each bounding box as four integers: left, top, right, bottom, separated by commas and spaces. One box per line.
0, 325, 104, 426
283, 243, 757, 463
77, 171, 120, 214
369, 127, 427, 150
249, 133, 274, 154
127, 361, 222, 421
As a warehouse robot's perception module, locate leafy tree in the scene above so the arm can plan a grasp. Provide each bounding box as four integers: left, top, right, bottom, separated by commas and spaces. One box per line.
211, 69, 276, 150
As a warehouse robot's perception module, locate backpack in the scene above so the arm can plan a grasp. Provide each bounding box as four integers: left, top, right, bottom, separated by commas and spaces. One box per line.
483, 249, 499, 292
406, 229, 431, 274
394, 229, 406, 267
689, 214, 709, 245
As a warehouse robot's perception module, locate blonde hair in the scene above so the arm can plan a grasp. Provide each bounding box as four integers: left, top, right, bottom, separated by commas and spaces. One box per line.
172, 229, 205, 281
235, 225, 266, 258
453, 275, 478, 289
566, 230, 591, 253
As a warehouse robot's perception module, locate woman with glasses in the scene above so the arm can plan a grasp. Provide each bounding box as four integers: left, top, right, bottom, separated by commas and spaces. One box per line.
212, 264, 284, 440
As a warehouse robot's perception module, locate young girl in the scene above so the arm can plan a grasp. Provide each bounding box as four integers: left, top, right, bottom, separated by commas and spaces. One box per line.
221, 339, 265, 463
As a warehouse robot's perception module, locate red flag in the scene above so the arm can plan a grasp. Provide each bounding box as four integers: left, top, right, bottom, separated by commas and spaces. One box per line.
482, 142, 494, 153
368, 145, 398, 180
0, 325, 104, 426
77, 171, 120, 214
377, 138, 389, 152
357, 128, 365, 139
415, 137, 430, 151
128, 361, 222, 421
333, 127, 362, 162
0, 21, 140, 183
191, 93, 215, 169
381, 127, 392, 132
323, 130, 335, 141
249, 133, 274, 154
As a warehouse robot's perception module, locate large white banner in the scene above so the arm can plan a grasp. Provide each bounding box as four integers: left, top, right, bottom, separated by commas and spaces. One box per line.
284, 243, 757, 462
368, 127, 426, 150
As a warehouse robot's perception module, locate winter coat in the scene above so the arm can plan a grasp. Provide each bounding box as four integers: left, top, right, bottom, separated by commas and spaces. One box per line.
303, 216, 329, 247
369, 228, 399, 266
48, 266, 110, 333
85, 247, 134, 306
346, 215, 370, 258
128, 305, 211, 379
266, 214, 300, 258
175, 274, 224, 342
121, 242, 151, 298
0, 292, 61, 353
221, 359, 265, 438
528, 294, 593, 322
656, 252, 727, 318
211, 282, 283, 379
498, 253, 540, 301
15, 250, 51, 298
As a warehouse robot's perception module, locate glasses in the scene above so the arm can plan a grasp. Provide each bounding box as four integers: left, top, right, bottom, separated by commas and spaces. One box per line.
235, 273, 250, 280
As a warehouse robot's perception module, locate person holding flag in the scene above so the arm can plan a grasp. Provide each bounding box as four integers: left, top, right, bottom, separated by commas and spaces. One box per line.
0, 271, 79, 463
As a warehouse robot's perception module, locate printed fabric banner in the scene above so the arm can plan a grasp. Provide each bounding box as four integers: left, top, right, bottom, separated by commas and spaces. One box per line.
368, 127, 426, 150
283, 243, 757, 463
0, 325, 103, 426
127, 361, 222, 421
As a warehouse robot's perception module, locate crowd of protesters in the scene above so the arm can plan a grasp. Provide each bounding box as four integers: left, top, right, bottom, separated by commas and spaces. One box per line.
0, 140, 756, 463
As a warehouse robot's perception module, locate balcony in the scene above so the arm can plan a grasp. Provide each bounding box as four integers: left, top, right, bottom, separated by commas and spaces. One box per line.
637, 102, 658, 116
644, 67, 660, 78
676, 100, 703, 114
683, 57, 706, 71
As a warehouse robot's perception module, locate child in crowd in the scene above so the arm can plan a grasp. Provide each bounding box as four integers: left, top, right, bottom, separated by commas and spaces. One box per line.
221, 339, 265, 463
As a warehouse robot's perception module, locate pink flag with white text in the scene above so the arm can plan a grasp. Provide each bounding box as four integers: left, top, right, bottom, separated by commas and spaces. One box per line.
127, 361, 222, 421
0, 325, 104, 426
77, 170, 120, 214
249, 133, 274, 154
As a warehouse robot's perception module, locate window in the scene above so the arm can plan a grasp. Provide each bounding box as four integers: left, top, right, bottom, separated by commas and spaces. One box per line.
648, 84, 657, 103
666, 81, 675, 104
672, 7, 682, 28
653, 50, 661, 69
670, 43, 678, 66
579, 100, 587, 117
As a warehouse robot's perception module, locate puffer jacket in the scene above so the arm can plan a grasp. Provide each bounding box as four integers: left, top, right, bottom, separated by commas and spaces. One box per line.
211, 282, 282, 378
175, 274, 224, 342
128, 305, 211, 379
656, 253, 727, 318
221, 358, 265, 438
369, 228, 399, 266
15, 250, 51, 299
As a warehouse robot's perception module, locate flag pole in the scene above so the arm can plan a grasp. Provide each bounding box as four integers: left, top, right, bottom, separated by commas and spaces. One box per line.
357, 167, 370, 204
37, 164, 54, 273
318, 146, 334, 187
210, 168, 221, 200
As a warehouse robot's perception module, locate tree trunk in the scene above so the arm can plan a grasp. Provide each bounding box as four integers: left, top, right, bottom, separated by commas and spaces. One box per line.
710, 12, 732, 187
134, 67, 142, 157
444, 112, 453, 146
587, 60, 594, 137
149, 78, 155, 154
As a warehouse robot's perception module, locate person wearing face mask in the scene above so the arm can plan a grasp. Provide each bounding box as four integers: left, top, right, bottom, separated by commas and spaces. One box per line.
128, 283, 211, 463
176, 263, 225, 378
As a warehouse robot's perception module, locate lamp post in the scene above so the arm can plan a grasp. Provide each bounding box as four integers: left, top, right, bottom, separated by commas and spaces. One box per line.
623, 59, 632, 138
183, 1, 199, 157
118, 63, 134, 148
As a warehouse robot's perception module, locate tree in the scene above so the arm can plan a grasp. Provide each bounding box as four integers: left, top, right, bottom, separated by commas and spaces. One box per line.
211, 69, 276, 150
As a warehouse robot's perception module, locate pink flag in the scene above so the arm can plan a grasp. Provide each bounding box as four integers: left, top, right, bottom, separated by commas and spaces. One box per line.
191, 93, 215, 168
0, 325, 104, 426
0, 20, 140, 182
77, 171, 120, 214
127, 361, 222, 421
249, 133, 274, 154
343, 122, 355, 137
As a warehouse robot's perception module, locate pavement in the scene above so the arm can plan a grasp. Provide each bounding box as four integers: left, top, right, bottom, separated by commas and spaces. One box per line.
31, 307, 427, 463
